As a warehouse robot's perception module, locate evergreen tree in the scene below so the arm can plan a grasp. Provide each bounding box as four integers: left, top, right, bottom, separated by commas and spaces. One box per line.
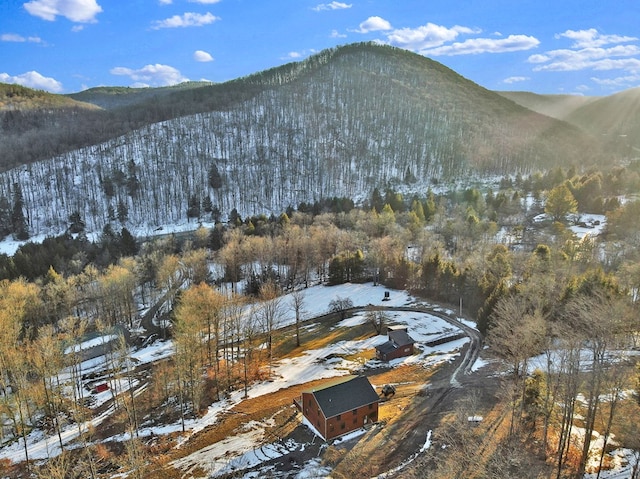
11, 183, 29, 240
208, 164, 223, 189
117, 198, 129, 223
126, 159, 140, 197
0, 196, 11, 239
187, 194, 200, 220
120, 227, 138, 256
371, 187, 384, 213
68, 211, 85, 234
228, 208, 242, 226
202, 195, 213, 215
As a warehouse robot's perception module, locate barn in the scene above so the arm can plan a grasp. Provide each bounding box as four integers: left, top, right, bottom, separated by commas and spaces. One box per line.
293, 375, 379, 441
375, 326, 415, 361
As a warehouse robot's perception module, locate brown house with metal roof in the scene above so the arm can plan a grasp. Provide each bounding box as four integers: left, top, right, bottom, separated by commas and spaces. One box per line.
375, 326, 415, 361
293, 375, 379, 441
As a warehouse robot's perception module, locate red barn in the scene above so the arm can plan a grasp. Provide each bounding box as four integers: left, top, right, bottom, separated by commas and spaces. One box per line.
294, 375, 379, 441
375, 326, 415, 361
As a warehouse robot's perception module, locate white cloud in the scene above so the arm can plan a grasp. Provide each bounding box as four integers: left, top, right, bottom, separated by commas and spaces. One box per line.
557, 28, 637, 48
193, 50, 213, 62
151, 12, 220, 29
159, 0, 172, 3
360, 20, 536, 57
330, 29, 346, 39
1, 33, 43, 43
23, 0, 102, 23
312, 2, 351, 12
420, 34, 540, 56
188, 0, 221, 3
355, 16, 392, 33
529, 28, 640, 79
0, 70, 63, 92
503, 76, 529, 84
386, 23, 478, 50
591, 74, 640, 87
110, 64, 188, 86
281, 49, 317, 61
529, 44, 640, 71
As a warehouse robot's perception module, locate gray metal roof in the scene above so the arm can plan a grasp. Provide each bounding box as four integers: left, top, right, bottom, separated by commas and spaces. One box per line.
388, 329, 414, 347
309, 375, 379, 419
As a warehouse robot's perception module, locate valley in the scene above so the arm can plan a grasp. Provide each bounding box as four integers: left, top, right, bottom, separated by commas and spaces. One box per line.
0, 41, 639, 479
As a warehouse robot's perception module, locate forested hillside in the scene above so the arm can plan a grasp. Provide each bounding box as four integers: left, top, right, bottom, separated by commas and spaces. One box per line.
0, 43, 617, 240
66, 82, 212, 110
498, 88, 640, 157
495, 91, 597, 122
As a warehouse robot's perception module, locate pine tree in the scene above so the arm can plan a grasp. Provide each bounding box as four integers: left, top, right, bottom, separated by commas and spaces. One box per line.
208, 164, 223, 189
117, 198, 129, 223
0, 196, 11, 239
126, 159, 140, 197
202, 195, 213, 215
11, 183, 29, 240
68, 211, 85, 234
187, 194, 200, 220
120, 227, 138, 256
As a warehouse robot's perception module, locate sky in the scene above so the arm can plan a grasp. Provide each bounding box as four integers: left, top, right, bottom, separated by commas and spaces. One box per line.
1, 0, 640, 96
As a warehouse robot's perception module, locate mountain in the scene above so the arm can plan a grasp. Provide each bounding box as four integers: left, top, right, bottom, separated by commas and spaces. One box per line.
66, 82, 213, 110
0, 43, 625, 240
564, 88, 640, 155
0, 83, 99, 111
495, 91, 597, 121
497, 89, 640, 156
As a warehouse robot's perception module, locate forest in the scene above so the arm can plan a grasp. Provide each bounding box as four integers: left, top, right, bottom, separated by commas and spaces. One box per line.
0, 43, 612, 243
0, 161, 639, 478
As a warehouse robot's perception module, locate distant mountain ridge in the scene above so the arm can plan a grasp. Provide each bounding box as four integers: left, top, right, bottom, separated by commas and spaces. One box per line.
498, 89, 640, 156
0, 42, 635, 240
0, 83, 98, 111
66, 82, 213, 109
495, 91, 598, 121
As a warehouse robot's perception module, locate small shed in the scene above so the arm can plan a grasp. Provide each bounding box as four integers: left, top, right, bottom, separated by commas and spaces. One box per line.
293, 375, 379, 441
375, 326, 415, 361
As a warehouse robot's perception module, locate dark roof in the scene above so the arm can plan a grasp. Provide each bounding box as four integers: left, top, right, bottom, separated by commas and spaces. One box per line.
375, 341, 397, 354
388, 329, 414, 347
375, 328, 415, 354
307, 375, 379, 419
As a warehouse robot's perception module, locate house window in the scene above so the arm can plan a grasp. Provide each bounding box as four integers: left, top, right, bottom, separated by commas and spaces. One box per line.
369, 404, 373, 410
352, 409, 357, 415
353, 417, 357, 424
337, 414, 341, 420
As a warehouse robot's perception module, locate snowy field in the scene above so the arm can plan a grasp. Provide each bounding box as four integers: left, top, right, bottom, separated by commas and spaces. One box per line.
0, 282, 468, 478
0, 270, 633, 477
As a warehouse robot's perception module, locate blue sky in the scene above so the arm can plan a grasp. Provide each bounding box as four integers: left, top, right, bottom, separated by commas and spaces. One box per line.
1, 0, 639, 96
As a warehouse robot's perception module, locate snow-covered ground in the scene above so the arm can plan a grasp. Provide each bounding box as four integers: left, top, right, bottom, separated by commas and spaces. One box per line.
0, 261, 633, 478
171, 284, 465, 478
0, 282, 468, 478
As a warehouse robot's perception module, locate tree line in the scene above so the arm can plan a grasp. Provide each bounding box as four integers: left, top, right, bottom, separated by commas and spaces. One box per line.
0, 165, 639, 476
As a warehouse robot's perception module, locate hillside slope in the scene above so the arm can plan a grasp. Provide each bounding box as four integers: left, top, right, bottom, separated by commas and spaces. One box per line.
564, 87, 640, 156
0, 83, 99, 111
495, 91, 597, 121
66, 82, 213, 109
0, 43, 615, 239
498, 89, 640, 157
